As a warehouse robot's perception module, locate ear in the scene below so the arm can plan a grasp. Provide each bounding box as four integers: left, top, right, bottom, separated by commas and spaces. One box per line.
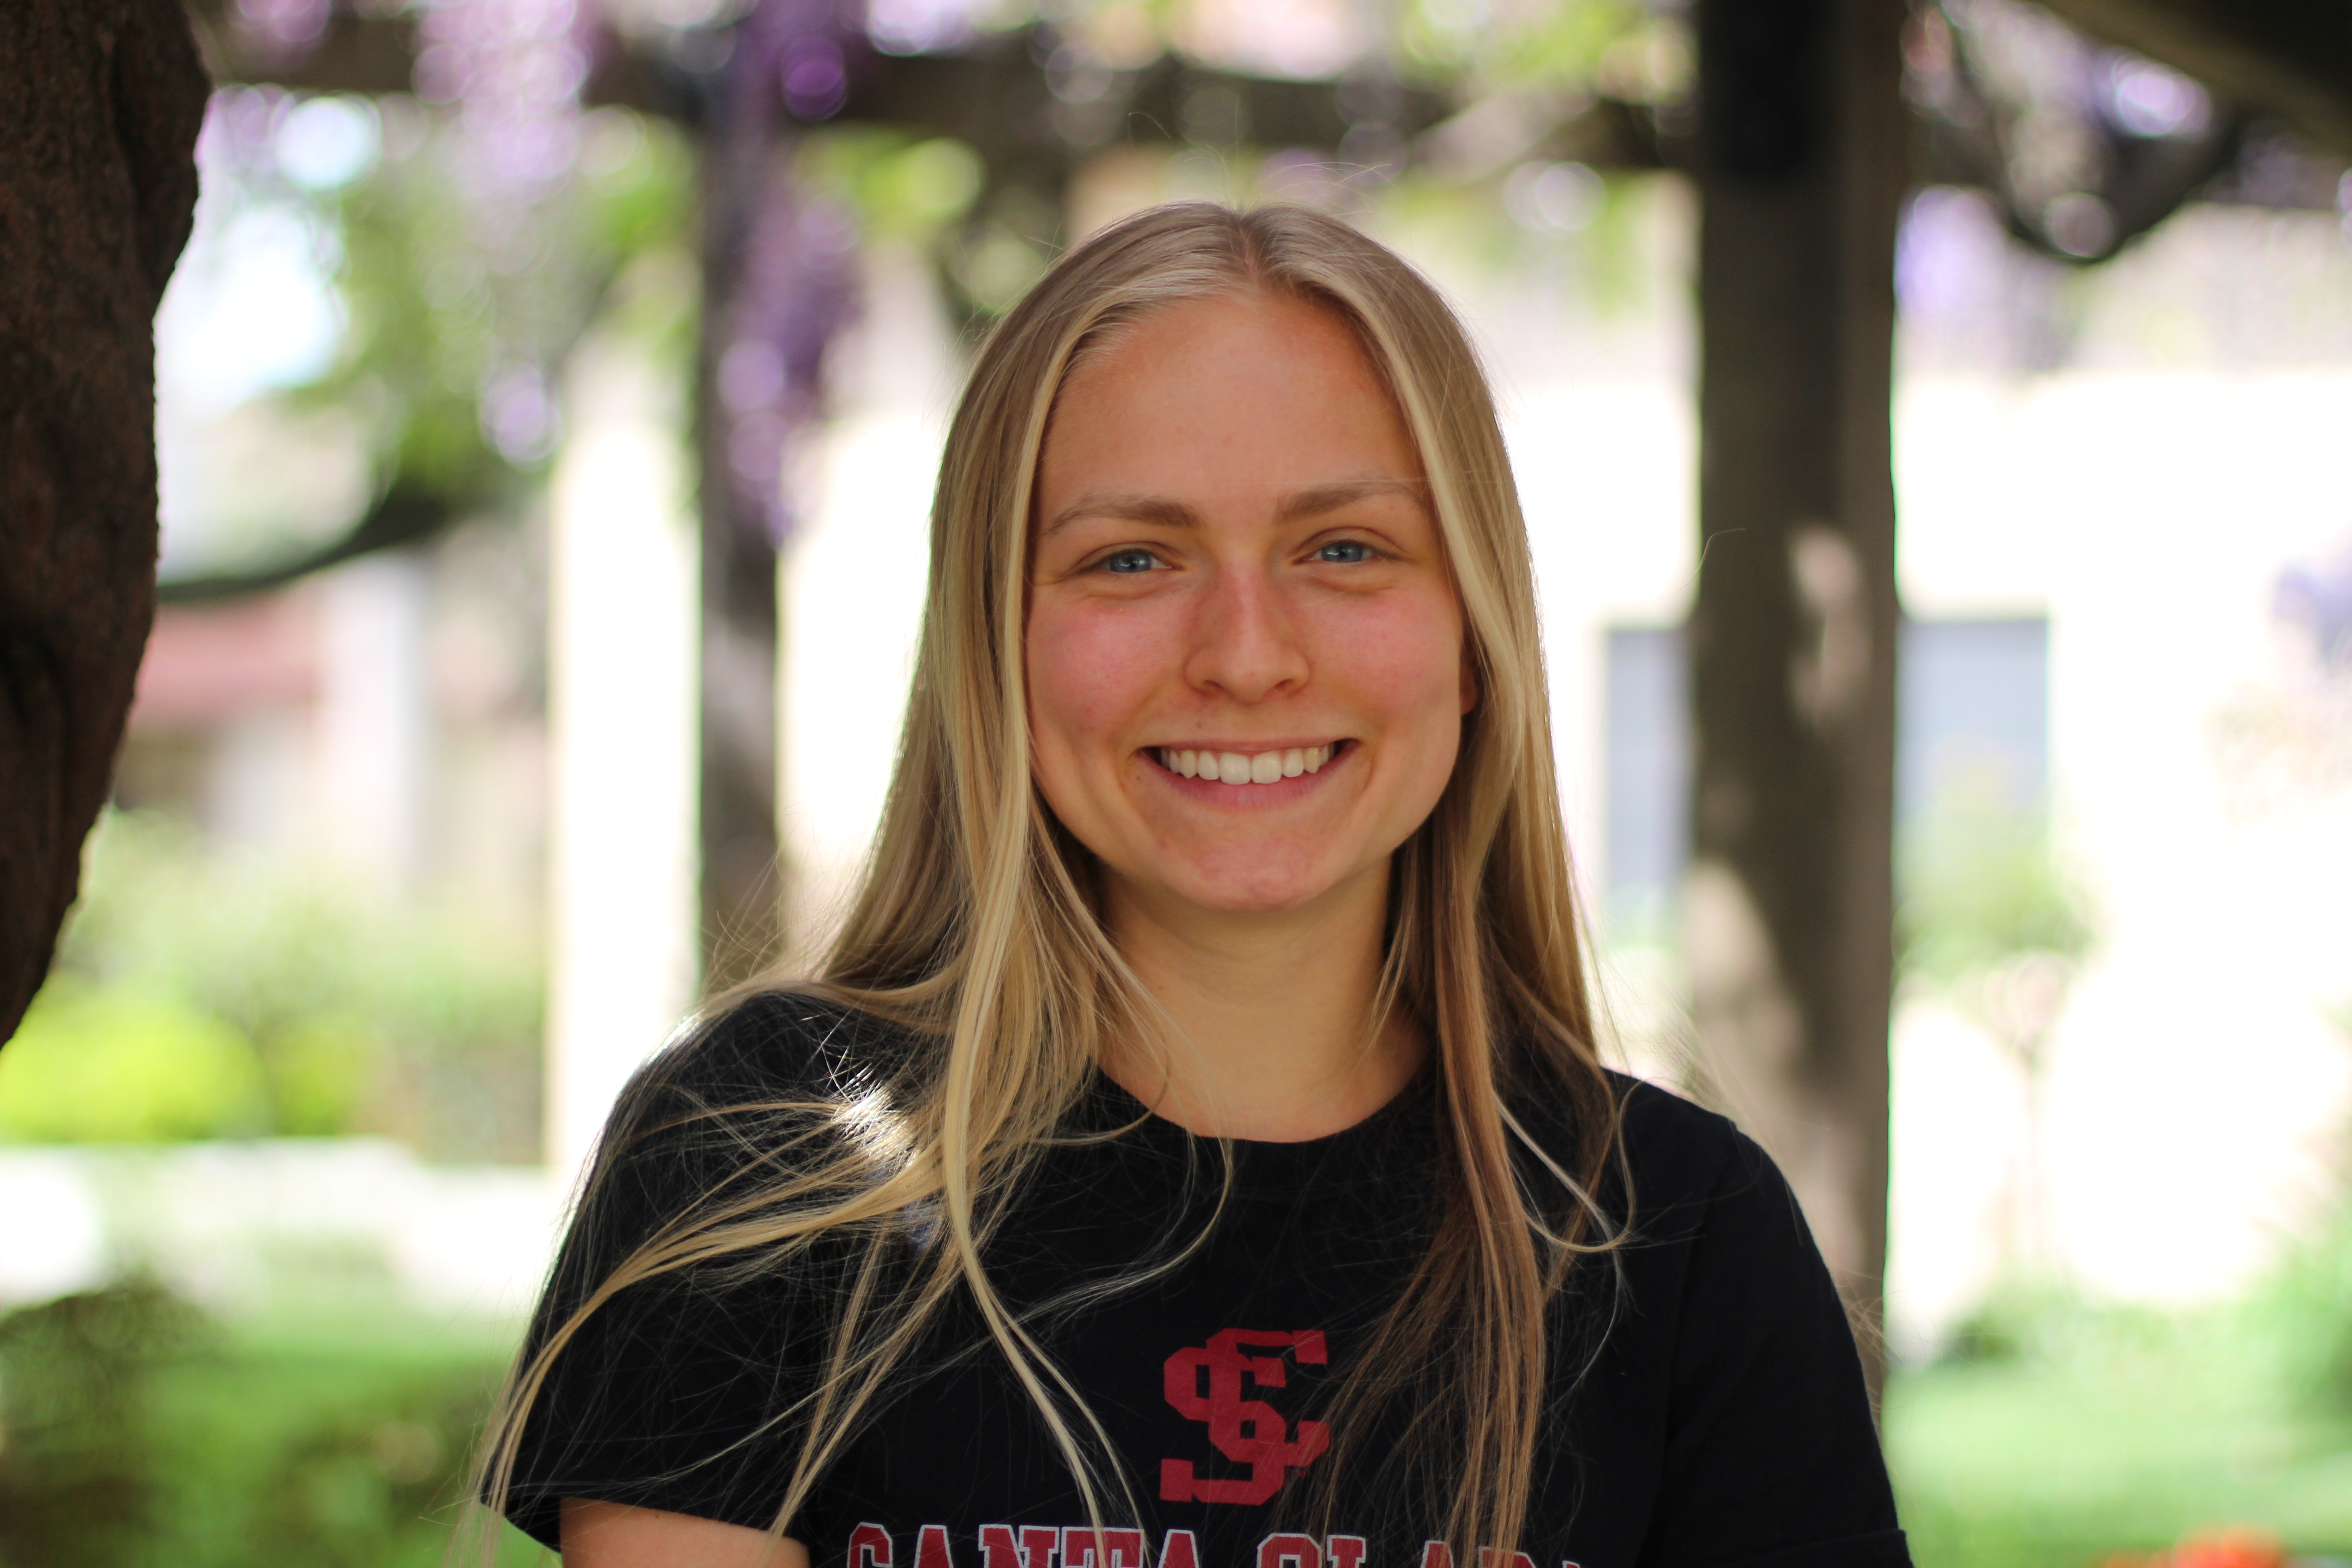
1458, 647, 1480, 715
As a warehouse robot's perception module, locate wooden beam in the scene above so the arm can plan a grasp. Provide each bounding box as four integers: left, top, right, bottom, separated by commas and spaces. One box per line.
186, 4, 1461, 167
1688, 0, 1907, 1394
184, 0, 419, 96
2032, 0, 2352, 162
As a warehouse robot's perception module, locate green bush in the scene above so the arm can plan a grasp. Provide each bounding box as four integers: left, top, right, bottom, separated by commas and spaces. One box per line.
1899, 794, 2094, 988
0, 983, 270, 1142
0, 1280, 211, 1568
5, 810, 542, 1159
1888, 1292, 2352, 1568
0, 1283, 544, 1568
2240, 1191, 2352, 1419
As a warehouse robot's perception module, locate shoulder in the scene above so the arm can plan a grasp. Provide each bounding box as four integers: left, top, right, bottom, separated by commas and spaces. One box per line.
508, 996, 898, 1544
1506, 1066, 1759, 1215
1506, 1066, 1807, 1261
563, 991, 919, 1265
1594, 1076, 1851, 1366
1610, 1072, 1769, 1198
596, 989, 923, 1161
1604, 1072, 1814, 1254
1590, 1083, 1901, 1558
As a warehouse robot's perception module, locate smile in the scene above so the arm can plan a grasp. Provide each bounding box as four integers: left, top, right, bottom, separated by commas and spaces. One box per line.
1152, 742, 1343, 784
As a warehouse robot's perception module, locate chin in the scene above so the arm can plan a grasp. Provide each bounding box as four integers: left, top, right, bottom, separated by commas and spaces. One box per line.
1163, 852, 1345, 914
1181, 883, 1328, 915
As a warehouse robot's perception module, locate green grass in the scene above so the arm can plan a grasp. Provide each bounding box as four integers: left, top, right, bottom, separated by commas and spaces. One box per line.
0, 1284, 546, 1568
1888, 1340, 2352, 1568
144, 1307, 544, 1568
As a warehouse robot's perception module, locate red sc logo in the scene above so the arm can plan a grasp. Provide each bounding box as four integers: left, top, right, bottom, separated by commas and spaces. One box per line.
1160, 1328, 1331, 1505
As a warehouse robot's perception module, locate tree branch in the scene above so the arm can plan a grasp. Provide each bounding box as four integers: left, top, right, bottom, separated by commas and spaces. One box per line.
154, 484, 456, 604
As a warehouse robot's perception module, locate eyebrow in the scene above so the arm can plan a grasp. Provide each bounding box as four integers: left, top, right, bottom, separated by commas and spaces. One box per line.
1039, 477, 1429, 538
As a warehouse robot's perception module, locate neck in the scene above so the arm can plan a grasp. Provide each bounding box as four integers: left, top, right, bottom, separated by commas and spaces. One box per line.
1099, 861, 1424, 1142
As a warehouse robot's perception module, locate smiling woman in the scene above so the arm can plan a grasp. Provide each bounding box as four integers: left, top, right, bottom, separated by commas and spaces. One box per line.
1024, 290, 1468, 1142
470, 205, 1908, 1568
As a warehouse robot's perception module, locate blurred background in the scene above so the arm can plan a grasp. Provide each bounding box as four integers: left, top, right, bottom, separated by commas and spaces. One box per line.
2, 0, 2350, 1563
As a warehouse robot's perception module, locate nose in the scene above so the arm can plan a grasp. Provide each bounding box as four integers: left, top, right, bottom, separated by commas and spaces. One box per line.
1182, 560, 1310, 703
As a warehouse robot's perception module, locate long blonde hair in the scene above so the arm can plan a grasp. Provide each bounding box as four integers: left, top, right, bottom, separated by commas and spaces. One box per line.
475, 201, 1624, 1561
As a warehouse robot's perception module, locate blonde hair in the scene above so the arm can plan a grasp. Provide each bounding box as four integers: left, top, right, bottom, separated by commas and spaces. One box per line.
472, 201, 1625, 1561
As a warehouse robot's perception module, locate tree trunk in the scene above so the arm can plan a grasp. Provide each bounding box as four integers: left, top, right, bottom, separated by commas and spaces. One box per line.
0, 0, 209, 1043
696, 132, 788, 995
1687, 0, 1907, 1395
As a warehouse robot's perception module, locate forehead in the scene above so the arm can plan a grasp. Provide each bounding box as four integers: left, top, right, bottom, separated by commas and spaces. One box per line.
1038, 291, 1421, 499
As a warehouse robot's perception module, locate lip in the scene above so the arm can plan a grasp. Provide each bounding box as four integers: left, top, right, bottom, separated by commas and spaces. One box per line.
1140, 738, 1347, 754
1135, 738, 1356, 806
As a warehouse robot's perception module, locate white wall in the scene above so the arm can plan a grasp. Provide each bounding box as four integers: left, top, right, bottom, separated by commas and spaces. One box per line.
1891, 368, 2352, 1329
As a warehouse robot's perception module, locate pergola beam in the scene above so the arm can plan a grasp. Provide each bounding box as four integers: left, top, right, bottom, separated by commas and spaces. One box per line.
183, 3, 418, 96
2034, 0, 2352, 161
185, 4, 1457, 164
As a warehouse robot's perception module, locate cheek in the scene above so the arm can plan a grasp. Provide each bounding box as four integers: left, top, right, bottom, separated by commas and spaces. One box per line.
1024, 599, 1168, 751
1314, 588, 1466, 727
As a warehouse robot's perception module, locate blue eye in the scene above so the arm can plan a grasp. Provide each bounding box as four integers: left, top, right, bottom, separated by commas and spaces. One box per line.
1101, 549, 1160, 574
1315, 540, 1374, 564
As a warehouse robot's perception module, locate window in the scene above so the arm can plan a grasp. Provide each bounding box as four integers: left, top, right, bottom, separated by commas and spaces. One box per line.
1601, 616, 2050, 932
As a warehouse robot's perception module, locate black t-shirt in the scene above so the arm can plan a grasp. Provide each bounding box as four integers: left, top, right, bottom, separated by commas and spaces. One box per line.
505, 995, 1908, 1568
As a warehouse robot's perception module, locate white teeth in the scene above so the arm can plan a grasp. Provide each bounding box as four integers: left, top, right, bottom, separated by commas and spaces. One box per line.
1161, 743, 1342, 784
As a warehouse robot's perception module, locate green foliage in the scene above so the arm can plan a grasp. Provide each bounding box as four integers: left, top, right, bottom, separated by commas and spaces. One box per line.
0, 1286, 539, 1568
1935, 1282, 2050, 1367
304, 108, 501, 502
285, 100, 695, 505
576, 107, 699, 262
1899, 795, 2096, 987
1395, 0, 1656, 91
152, 1336, 523, 1568
2261, 1230, 2352, 1418
797, 127, 1019, 325
0, 984, 270, 1142
1568, 172, 1668, 318
1891, 1215, 2352, 1567
0, 1280, 213, 1568
5, 811, 541, 1157
804, 129, 985, 244
2239, 1168, 2352, 1418
970, 0, 1661, 93
1374, 160, 1661, 326
1890, 1343, 2352, 1568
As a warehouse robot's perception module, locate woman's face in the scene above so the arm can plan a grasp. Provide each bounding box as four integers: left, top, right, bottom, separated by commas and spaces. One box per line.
1025, 290, 1472, 923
